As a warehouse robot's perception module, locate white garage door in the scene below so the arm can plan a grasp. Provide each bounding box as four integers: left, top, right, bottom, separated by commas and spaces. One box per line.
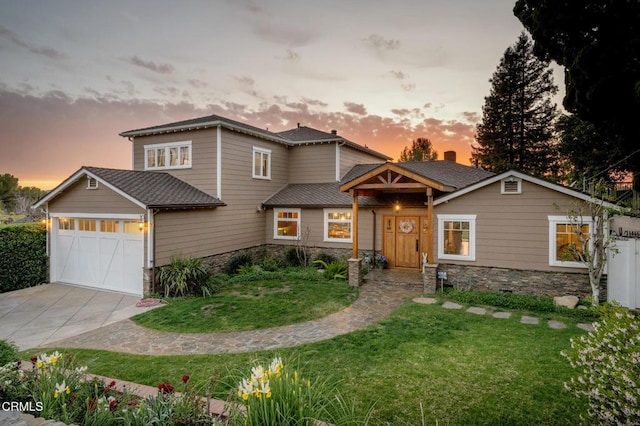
52, 217, 144, 296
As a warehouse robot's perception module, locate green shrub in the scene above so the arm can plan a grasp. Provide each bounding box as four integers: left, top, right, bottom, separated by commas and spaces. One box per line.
0, 223, 47, 293
313, 252, 337, 268
225, 253, 253, 274
285, 247, 307, 267
260, 256, 283, 272
0, 340, 18, 365
156, 256, 211, 297
313, 259, 347, 280
562, 303, 640, 423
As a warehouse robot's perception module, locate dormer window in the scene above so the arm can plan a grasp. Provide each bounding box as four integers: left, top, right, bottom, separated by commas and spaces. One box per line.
86, 177, 98, 189
144, 141, 192, 170
501, 177, 522, 194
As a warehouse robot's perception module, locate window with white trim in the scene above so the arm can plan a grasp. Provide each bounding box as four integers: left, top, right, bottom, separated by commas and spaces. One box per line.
437, 214, 476, 261
78, 219, 96, 232
253, 147, 271, 179
324, 209, 353, 242
144, 141, 192, 170
548, 216, 591, 268
274, 208, 300, 240
58, 218, 74, 231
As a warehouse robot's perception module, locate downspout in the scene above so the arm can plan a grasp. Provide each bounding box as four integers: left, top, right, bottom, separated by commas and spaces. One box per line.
217, 125, 222, 199
128, 137, 134, 169
335, 141, 346, 182
147, 208, 156, 293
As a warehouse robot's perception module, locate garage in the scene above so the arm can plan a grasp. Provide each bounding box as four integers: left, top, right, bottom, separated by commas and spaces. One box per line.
51, 215, 144, 296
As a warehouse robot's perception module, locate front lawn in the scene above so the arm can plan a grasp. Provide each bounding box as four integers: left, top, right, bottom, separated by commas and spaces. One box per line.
132, 268, 357, 333
56, 301, 589, 425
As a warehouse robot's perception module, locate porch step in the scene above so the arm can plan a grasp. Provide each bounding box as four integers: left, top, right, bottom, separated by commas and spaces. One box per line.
365, 269, 423, 286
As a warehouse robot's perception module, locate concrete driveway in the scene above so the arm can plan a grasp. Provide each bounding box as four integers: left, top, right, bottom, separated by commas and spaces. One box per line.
0, 283, 157, 351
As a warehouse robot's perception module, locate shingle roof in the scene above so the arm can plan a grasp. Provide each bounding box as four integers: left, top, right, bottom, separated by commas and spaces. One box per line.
277, 126, 340, 142
395, 161, 495, 189
262, 183, 383, 208
341, 161, 494, 190
84, 167, 225, 209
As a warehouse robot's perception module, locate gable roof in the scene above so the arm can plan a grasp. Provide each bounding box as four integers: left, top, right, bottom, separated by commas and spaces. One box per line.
340, 161, 495, 193
120, 115, 390, 161
434, 169, 623, 209
34, 167, 225, 210
262, 183, 384, 208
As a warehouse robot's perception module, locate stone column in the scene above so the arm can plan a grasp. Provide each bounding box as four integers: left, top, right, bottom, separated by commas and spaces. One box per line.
348, 258, 363, 287
142, 267, 154, 297
423, 263, 438, 294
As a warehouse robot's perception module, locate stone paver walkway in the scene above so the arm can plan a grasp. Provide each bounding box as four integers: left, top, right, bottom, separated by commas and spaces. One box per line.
43, 270, 595, 356
48, 278, 423, 355
413, 296, 595, 332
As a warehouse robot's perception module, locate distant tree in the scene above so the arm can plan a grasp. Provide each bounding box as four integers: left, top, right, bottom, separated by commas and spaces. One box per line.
514, 0, 640, 181
399, 137, 438, 162
471, 32, 559, 177
0, 174, 18, 213
15, 186, 46, 216
556, 115, 627, 188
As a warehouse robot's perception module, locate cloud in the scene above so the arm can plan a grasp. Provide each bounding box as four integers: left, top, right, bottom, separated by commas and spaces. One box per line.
344, 102, 367, 116
0, 88, 476, 187
235, 76, 255, 86
401, 83, 416, 92
461, 111, 480, 123
363, 34, 401, 51
387, 70, 407, 80
188, 79, 208, 89
125, 55, 174, 74
279, 49, 300, 62
301, 97, 328, 108
0, 25, 68, 60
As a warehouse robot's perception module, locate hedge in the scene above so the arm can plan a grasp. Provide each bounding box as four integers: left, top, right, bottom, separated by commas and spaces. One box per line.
0, 223, 47, 293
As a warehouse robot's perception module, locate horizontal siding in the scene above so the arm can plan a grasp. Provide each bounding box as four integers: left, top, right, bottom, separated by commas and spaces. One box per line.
132, 128, 218, 196
339, 146, 387, 179
289, 144, 335, 183
48, 179, 145, 215
434, 180, 590, 273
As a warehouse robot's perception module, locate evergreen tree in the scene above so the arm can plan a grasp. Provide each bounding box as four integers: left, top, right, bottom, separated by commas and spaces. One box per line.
471, 32, 559, 177
399, 137, 438, 162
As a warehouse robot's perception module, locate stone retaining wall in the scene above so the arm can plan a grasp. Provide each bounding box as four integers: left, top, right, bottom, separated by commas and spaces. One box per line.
434, 264, 606, 301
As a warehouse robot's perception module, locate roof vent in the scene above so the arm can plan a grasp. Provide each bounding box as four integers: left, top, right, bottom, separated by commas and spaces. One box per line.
444, 151, 456, 162
501, 177, 521, 194
86, 176, 99, 190
331, 130, 337, 136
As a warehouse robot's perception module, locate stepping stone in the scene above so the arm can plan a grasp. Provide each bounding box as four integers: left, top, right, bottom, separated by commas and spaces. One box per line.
493, 312, 511, 319
520, 316, 539, 325
577, 323, 595, 332
466, 306, 487, 315
548, 320, 566, 329
413, 297, 437, 305
442, 301, 463, 310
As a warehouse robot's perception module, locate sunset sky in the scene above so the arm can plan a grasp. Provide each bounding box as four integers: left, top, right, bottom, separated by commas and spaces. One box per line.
0, 0, 564, 190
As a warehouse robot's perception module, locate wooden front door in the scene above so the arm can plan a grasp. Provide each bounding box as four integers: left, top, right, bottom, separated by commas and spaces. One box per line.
396, 216, 420, 267
383, 215, 423, 268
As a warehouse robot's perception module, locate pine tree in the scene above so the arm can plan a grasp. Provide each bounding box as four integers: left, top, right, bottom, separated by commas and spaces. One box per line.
399, 137, 438, 162
472, 32, 559, 177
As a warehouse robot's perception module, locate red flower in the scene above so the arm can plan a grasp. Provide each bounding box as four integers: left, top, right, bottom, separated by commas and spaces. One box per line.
127, 400, 139, 407
30, 355, 37, 364
87, 399, 97, 411
109, 399, 118, 411
70, 394, 76, 403
182, 375, 190, 384
158, 382, 175, 394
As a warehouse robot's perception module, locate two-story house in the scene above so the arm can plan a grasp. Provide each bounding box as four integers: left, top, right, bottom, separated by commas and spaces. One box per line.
35, 113, 609, 301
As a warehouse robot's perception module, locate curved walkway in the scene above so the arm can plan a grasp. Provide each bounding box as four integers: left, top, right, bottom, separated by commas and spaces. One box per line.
49, 277, 423, 355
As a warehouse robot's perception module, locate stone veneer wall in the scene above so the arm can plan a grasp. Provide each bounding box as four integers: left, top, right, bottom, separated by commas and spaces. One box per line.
436, 264, 607, 302
200, 244, 353, 273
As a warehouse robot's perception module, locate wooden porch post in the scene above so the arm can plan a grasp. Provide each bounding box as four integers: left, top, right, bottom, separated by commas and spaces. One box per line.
351, 189, 359, 258
427, 187, 434, 262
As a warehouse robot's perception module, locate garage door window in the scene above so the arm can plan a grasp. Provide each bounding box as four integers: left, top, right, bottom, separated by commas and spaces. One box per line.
123, 221, 141, 234
78, 219, 96, 232
59, 218, 74, 230
101, 220, 119, 233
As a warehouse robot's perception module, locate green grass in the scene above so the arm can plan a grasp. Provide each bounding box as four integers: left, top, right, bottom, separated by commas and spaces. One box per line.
46, 302, 589, 425
131, 273, 357, 333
